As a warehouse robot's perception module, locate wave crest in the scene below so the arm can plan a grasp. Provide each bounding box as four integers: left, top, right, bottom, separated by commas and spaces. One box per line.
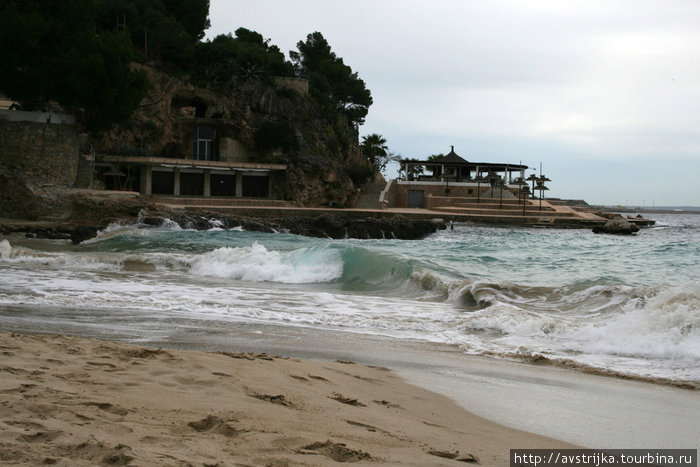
188, 242, 344, 284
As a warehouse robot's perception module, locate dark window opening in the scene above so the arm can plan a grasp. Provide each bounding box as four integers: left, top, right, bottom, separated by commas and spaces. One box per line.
194, 103, 207, 118
152, 171, 174, 195
211, 174, 236, 196
180, 172, 204, 195
242, 175, 269, 198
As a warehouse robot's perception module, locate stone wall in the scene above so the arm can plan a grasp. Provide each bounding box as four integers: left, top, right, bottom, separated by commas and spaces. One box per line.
0, 112, 79, 218
390, 182, 482, 207
274, 77, 309, 96
74, 153, 95, 189
0, 112, 79, 186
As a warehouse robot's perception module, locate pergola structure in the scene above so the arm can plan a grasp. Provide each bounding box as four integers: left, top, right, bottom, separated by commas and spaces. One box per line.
99, 155, 287, 199
401, 146, 528, 184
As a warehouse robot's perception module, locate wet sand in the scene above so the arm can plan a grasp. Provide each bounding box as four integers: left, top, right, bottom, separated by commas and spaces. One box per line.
0, 331, 573, 466
160, 322, 700, 450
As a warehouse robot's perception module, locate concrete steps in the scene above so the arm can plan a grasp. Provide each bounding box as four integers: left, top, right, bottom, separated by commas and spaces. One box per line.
354, 182, 386, 209
431, 205, 573, 217
454, 201, 555, 212
148, 196, 297, 208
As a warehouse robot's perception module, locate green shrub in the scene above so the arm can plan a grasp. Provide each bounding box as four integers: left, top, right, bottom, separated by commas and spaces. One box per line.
345, 162, 373, 187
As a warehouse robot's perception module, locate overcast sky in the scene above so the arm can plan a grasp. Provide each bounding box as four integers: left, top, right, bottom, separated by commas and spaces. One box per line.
207, 0, 700, 206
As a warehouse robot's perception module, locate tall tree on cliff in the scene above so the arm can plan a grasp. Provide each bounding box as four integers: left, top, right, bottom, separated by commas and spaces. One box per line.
0, 0, 149, 130
96, 0, 210, 70
290, 32, 373, 127
0, 0, 211, 130
194, 28, 295, 87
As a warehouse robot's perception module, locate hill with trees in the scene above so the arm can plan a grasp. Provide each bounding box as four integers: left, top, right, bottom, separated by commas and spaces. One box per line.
0, 0, 381, 207
0, 0, 373, 130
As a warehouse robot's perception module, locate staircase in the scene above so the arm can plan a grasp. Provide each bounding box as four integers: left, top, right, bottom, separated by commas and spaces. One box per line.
428, 195, 606, 226
353, 182, 386, 209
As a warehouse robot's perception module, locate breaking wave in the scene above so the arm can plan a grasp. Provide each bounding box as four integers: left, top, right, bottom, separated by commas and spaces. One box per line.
2, 214, 699, 384
188, 242, 344, 284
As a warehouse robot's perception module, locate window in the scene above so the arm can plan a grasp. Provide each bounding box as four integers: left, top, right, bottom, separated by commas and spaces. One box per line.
193, 126, 217, 161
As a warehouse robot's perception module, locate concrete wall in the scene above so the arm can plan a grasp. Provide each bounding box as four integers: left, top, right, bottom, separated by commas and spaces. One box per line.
219, 137, 253, 162
0, 109, 75, 125
391, 182, 486, 207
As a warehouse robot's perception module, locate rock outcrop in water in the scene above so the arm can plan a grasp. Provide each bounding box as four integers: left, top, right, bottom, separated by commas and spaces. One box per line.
141, 210, 444, 240
592, 217, 640, 235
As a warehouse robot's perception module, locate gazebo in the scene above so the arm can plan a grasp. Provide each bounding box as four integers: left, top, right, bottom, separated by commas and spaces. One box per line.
401, 146, 528, 184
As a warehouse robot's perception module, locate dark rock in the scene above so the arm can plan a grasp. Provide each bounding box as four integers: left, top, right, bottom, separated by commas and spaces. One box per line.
592, 217, 640, 235
71, 225, 98, 244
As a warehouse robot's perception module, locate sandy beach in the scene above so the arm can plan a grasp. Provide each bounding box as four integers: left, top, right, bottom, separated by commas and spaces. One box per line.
0, 331, 576, 465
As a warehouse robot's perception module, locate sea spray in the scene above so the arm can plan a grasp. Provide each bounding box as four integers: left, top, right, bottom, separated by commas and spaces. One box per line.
0, 239, 11, 259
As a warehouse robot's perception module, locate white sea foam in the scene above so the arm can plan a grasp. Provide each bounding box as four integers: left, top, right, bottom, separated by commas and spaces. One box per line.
0, 240, 11, 259
160, 218, 183, 230
570, 283, 700, 362
188, 242, 344, 283
450, 281, 700, 380
1, 215, 699, 383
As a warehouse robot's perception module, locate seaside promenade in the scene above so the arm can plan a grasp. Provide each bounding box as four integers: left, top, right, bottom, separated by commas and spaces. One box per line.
0, 188, 656, 240
149, 194, 611, 228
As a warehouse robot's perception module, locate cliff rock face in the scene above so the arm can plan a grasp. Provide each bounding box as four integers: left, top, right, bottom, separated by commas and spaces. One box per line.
92, 65, 365, 207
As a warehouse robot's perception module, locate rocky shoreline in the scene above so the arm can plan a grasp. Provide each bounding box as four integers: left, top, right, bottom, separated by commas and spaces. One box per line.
0, 192, 446, 243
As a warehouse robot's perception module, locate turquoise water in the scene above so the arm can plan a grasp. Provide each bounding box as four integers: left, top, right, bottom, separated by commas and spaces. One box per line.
1, 213, 699, 383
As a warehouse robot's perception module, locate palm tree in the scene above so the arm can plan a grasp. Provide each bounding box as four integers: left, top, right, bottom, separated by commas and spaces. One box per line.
397, 158, 425, 181
426, 153, 444, 177
360, 134, 388, 172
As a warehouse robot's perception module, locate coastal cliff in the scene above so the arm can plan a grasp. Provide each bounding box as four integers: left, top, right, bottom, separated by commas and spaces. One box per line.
0, 63, 399, 238
92, 65, 366, 207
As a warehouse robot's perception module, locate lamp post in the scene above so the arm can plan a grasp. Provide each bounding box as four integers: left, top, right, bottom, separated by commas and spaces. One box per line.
536, 174, 551, 211
512, 177, 528, 215
444, 174, 455, 197
474, 175, 485, 204
526, 173, 538, 199
521, 185, 530, 215
487, 171, 499, 198
498, 179, 505, 209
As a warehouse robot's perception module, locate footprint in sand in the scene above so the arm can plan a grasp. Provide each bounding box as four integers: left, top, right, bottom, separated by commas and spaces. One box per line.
297, 440, 372, 463
17, 430, 63, 443
188, 415, 240, 437
330, 393, 366, 407
373, 399, 401, 409
308, 374, 329, 382
81, 402, 128, 416
428, 449, 479, 463
248, 392, 295, 408
63, 440, 135, 465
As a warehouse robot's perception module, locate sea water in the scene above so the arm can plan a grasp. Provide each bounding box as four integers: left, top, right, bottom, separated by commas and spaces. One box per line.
0, 213, 698, 385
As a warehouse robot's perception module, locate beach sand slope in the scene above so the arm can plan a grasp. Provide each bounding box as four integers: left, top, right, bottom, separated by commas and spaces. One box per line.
0, 332, 572, 465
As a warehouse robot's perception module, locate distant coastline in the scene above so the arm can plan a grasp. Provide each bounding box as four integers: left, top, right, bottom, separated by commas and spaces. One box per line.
595, 206, 700, 215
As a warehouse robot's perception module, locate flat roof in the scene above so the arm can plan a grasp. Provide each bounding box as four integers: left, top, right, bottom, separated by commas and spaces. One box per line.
400, 159, 528, 170
100, 156, 287, 171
